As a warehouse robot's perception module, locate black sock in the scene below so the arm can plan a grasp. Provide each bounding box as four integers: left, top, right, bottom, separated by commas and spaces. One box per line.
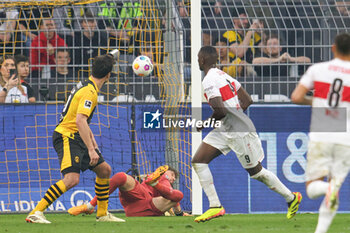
287, 193, 296, 207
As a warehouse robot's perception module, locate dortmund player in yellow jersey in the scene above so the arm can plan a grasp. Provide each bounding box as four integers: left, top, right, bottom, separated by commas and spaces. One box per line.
26, 54, 124, 223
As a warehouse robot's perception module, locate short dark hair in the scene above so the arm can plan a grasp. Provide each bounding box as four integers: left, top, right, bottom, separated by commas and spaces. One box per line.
14, 54, 29, 66
200, 45, 218, 54
199, 46, 218, 65
265, 33, 280, 44
167, 165, 179, 179
92, 54, 115, 79
81, 10, 95, 22
56, 48, 70, 55
232, 7, 247, 17
267, 33, 279, 41
214, 36, 229, 46
334, 33, 350, 56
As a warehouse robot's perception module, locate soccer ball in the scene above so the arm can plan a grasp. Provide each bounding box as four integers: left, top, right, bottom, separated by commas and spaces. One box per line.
132, 55, 154, 77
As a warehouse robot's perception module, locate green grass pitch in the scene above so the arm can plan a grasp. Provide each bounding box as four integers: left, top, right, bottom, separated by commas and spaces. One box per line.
1, 213, 350, 233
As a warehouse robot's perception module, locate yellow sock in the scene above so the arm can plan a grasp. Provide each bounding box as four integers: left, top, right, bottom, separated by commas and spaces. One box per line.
30, 180, 67, 215
95, 177, 109, 217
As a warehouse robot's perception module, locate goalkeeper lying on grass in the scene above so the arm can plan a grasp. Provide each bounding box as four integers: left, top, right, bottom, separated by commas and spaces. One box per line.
68, 165, 191, 217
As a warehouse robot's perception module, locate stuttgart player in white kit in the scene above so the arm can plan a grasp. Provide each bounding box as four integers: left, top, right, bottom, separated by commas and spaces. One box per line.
192, 46, 302, 223
292, 33, 350, 233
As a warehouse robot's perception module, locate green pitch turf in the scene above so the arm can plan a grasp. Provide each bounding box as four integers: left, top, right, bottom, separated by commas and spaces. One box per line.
1, 213, 350, 233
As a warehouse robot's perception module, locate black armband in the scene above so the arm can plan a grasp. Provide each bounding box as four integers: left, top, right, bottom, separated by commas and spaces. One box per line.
175, 211, 184, 216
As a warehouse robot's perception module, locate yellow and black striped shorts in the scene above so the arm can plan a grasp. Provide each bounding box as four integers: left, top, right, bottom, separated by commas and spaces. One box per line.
52, 131, 104, 175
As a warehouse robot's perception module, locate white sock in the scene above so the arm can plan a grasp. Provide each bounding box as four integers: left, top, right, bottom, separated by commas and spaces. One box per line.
306, 180, 329, 199
315, 198, 337, 233
251, 167, 294, 203
192, 163, 221, 207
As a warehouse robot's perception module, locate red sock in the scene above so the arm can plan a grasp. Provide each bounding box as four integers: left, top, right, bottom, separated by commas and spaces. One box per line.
90, 172, 127, 207
154, 182, 184, 202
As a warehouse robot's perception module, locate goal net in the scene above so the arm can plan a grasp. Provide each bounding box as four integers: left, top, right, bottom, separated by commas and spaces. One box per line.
0, 0, 192, 212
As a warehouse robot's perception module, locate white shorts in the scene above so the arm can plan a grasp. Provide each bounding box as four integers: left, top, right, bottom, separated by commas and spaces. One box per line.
203, 131, 264, 169
306, 141, 350, 181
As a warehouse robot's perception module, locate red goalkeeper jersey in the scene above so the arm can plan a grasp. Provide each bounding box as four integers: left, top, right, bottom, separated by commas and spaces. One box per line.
141, 175, 172, 197
119, 174, 174, 216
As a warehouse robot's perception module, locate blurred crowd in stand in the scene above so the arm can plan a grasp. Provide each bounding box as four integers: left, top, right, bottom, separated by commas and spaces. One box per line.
0, 0, 349, 103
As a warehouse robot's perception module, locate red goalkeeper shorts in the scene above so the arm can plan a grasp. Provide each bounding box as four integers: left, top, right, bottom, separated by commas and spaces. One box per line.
119, 180, 164, 217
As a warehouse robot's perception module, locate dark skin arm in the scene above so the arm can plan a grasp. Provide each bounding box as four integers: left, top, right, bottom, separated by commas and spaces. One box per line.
197, 96, 227, 131
210, 96, 228, 121
197, 87, 252, 131
237, 87, 253, 111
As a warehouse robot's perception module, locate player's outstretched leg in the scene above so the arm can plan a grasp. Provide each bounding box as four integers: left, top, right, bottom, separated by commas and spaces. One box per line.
68, 172, 128, 216
93, 162, 125, 222
193, 163, 225, 223
306, 180, 329, 200
325, 178, 342, 211
145, 165, 169, 185
249, 164, 302, 219
315, 197, 337, 233
26, 178, 69, 224
67, 202, 94, 216
313, 177, 343, 233
192, 143, 224, 223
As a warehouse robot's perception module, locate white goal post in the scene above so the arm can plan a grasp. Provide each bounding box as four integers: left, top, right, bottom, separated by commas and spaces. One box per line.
191, 0, 203, 215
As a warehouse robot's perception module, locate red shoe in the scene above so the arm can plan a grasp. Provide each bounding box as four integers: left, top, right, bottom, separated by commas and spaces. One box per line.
68, 204, 94, 216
